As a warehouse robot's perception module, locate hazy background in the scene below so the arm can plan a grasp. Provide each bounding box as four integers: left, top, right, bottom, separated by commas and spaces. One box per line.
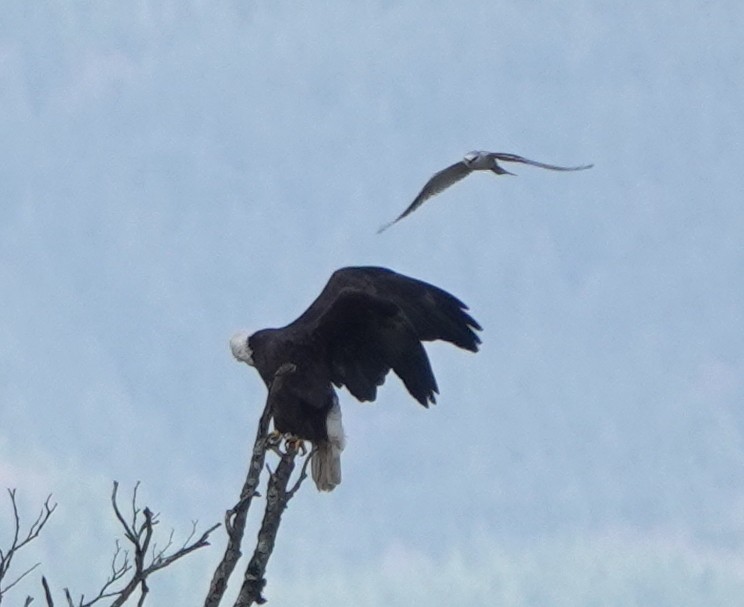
2, 2, 744, 605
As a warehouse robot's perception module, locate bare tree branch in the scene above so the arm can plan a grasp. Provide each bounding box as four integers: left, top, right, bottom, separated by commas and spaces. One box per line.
204, 387, 314, 607
41, 577, 53, 607
6, 391, 314, 607
286, 448, 315, 500
203, 397, 273, 607
111, 483, 136, 549
0, 490, 57, 604
36, 483, 218, 607
232, 441, 310, 607
1, 562, 40, 596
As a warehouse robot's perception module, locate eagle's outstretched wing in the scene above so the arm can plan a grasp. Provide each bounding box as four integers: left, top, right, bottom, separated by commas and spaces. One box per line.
292, 266, 481, 351
314, 290, 438, 405
283, 266, 481, 405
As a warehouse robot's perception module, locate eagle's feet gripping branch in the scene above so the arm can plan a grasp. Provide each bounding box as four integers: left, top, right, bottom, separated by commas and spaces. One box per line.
265, 431, 308, 456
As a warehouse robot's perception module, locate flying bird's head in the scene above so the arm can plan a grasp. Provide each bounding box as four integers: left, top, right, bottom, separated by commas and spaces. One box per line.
230, 331, 254, 366
463, 150, 482, 166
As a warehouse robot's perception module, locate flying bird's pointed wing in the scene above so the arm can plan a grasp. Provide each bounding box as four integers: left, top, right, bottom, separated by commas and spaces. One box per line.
489, 153, 593, 172
378, 161, 472, 233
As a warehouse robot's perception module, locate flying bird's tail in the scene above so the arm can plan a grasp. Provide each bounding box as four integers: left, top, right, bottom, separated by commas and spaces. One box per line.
311, 396, 346, 491
490, 165, 516, 176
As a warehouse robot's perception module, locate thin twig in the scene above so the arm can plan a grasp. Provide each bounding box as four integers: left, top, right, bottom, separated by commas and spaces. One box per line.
130, 484, 141, 538
1, 562, 40, 595
0, 490, 56, 603
41, 577, 53, 607
111, 483, 136, 547
106, 485, 218, 607
39, 483, 218, 607
287, 448, 315, 499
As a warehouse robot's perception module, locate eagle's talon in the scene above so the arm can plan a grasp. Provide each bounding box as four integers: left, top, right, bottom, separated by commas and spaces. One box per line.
282, 434, 307, 455
266, 430, 282, 447
265, 431, 307, 455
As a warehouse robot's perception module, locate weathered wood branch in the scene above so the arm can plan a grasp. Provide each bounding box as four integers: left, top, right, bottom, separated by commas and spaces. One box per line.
205, 376, 314, 607
203, 396, 273, 607
232, 443, 309, 607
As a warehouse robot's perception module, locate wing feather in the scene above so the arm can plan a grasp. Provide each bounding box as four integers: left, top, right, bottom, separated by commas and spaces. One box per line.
315, 290, 438, 406
291, 266, 481, 352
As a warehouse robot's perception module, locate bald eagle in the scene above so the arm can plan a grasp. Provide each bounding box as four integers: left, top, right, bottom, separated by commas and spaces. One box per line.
230, 266, 481, 491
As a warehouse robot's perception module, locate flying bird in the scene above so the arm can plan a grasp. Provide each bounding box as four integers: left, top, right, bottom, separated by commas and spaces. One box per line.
378, 150, 593, 232
230, 266, 481, 491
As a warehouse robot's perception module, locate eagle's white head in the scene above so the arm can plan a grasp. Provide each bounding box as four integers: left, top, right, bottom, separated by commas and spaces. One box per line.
230, 331, 254, 366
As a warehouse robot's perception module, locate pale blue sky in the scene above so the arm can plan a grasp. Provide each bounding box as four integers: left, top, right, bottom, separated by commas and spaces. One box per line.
2, 2, 744, 605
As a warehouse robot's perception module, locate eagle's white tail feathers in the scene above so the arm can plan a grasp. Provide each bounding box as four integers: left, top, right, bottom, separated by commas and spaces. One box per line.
311, 397, 345, 492
311, 442, 343, 491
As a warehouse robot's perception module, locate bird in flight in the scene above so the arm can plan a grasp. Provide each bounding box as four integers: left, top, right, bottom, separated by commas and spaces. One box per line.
377, 150, 593, 232
230, 266, 481, 491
